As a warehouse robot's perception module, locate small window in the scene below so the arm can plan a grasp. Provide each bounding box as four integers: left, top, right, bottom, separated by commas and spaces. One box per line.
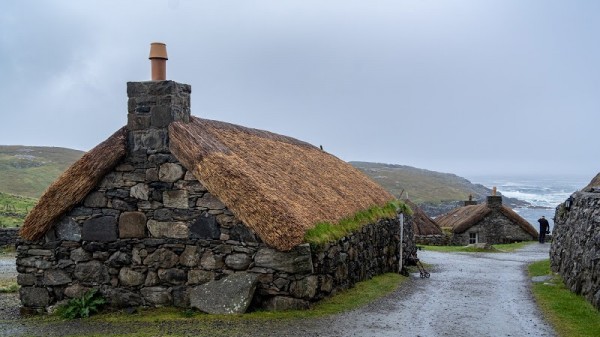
469, 232, 478, 244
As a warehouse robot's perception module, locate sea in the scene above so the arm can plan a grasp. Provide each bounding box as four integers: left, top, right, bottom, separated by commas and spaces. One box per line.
467, 175, 591, 231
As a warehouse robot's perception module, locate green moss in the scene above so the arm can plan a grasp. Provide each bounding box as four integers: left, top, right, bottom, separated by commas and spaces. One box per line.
304, 200, 412, 246
0, 192, 37, 228
528, 260, 600, 337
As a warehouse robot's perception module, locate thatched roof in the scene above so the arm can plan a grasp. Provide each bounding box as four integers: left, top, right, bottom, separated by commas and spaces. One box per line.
20, 127, 127, 241
21, 117, 394, 250
435, 203, 538, 238
170, 117, 395, 250
403, 199, 442, 235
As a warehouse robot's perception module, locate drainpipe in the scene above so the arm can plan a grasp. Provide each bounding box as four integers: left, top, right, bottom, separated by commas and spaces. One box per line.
149, 42, 168, 80
398, 212, 404, 273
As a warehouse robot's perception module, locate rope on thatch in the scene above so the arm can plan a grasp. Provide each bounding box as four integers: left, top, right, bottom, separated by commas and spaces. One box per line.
20, 127, 127, 241
170, 117, 395, 251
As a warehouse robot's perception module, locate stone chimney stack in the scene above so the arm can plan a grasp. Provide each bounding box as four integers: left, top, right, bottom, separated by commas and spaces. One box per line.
126, 43, 191, 155
487, 188, 502, 209
464, 194, 477, 206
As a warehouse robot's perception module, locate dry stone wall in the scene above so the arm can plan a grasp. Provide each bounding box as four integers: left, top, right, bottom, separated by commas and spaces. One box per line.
453, 212, 535, 245
0, 228, 19, 248
550, 189, 600, 309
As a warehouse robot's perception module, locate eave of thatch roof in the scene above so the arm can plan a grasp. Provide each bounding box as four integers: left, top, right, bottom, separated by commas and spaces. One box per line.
435, 203, 538, 238
169, 117, 395, 251
403, 199, 442, 235
20, 127, 127, 241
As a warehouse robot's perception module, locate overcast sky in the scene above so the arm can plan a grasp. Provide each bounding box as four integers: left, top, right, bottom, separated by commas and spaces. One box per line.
1, 0, 598, 179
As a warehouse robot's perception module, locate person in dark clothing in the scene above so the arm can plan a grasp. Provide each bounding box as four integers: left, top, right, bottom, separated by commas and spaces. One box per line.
538, 216, 550, 243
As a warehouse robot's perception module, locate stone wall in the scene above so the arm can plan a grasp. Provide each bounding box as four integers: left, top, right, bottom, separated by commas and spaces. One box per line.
550, 190, 600, 309
452, 212, 536, 245
0, 228, 19, 248
415, 234, 452, 246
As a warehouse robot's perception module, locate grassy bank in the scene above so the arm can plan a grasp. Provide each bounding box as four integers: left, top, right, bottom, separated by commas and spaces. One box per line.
528, 260, 600, 337
0, 192, 37, 228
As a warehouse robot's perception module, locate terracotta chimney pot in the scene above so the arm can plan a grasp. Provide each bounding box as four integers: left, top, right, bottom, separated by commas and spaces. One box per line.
149, 42, 168, 81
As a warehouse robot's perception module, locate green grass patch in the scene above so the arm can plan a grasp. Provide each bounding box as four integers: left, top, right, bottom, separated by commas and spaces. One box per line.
0, 191, 37, 228
305, 200, 411, 246
528, 260, 600, 337
95, 273, 405, 325
0, 281, 19, 293
420, 241, 535, 253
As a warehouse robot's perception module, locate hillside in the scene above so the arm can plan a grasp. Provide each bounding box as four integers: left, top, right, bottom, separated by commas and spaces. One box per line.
0, 146, 84, 198
0, 192, 37, 228
351, 161, 528, 216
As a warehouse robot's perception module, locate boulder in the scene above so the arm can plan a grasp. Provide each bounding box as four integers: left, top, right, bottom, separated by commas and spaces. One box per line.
147, 220, 189, 239
141, 286, 171, 305
19, 287, 50, 308
82, 216, 118, 242
143, 248, 179, 269
119, 268, 146, 286
159, 163, 184, 182
190, 272, 259, 314
225, 253, 252, 270
104, 288, 143, 308
119, 212, 147, 238
163, 190, 189, 209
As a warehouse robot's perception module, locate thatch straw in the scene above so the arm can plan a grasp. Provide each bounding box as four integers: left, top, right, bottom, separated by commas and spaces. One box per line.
170, 117, 395, 251
435, 204, 492, 233
403, 199, 442, 235
435, 202, 538, 238
20, 127, 127, 241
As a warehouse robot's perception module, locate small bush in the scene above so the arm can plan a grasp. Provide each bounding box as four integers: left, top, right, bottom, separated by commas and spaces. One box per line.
57, 289, 106, 319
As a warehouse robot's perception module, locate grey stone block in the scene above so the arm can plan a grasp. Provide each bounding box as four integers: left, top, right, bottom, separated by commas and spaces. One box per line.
82, 216, 118, 242
43, 270, 72, 286
55, 217, 82, 242
190, 272, 258, 314
163, 190, 189, 209
119, 268, 146, 286
119, 212, 147, 238
225, 254, 252, 270
190, 214, 220, 240
141, 286, 171, 305
254, 244, 314, 274
20, 287, 50, 308
84, 191, 108, 208
143, 248, 179, 269
147, 220, 189, 239
74, 261, 110, 284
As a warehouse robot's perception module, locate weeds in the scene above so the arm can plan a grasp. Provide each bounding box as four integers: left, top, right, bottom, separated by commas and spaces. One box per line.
56, 289, 106, 319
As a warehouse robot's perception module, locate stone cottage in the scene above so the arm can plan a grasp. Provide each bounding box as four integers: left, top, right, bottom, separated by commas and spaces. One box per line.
550, 173, 600, 309
16, 44, 413, 314
435, 193, 537, 245
402, 199, 445, 246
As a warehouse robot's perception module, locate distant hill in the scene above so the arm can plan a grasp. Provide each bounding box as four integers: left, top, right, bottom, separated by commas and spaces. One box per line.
0, 146, 84, 199
350, 161, 528, 216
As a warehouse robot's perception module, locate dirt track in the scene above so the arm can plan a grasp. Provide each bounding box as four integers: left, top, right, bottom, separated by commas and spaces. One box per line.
0, 244, 555, 336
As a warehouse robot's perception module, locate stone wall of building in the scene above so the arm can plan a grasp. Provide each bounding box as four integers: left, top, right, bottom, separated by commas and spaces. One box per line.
0, 228, 19, 248
415, 234, 452, 246
452, 212, 535, 245
550, 189, 600, 310
16, 150, 411, 312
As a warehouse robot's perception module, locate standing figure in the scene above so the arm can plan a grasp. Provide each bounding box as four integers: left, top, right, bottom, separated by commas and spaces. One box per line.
537, 216, 550, 244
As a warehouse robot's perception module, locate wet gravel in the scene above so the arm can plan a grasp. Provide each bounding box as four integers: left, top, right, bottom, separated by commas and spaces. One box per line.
0, 244, 556, 337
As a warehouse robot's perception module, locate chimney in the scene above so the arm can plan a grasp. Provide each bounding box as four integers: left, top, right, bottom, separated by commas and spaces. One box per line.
487, 186, 502, 208
126, 42, 191, 154
464, 194, 477, 206
149, 42, 168, 81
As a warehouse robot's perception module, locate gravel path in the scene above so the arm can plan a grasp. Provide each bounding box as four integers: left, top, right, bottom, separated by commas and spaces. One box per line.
0, 244, 556, 337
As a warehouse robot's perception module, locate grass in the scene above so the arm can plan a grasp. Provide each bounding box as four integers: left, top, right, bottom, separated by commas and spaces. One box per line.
304, 200, 411, 246
420, 241, 535, 253
0, 281, 19, 293
0, 145, 83, 199
0, 191, 37, 228
45, 273, 407, 336
528, 260, 600, 337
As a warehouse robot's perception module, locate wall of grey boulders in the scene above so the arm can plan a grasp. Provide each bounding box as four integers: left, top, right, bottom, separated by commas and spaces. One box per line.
550, 189, 600, 310
0, 228, 19, 248
415, 234, 452, 246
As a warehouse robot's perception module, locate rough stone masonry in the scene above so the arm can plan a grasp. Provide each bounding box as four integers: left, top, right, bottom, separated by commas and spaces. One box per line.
16, 80, 414, 313
550, 187, 600, 310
